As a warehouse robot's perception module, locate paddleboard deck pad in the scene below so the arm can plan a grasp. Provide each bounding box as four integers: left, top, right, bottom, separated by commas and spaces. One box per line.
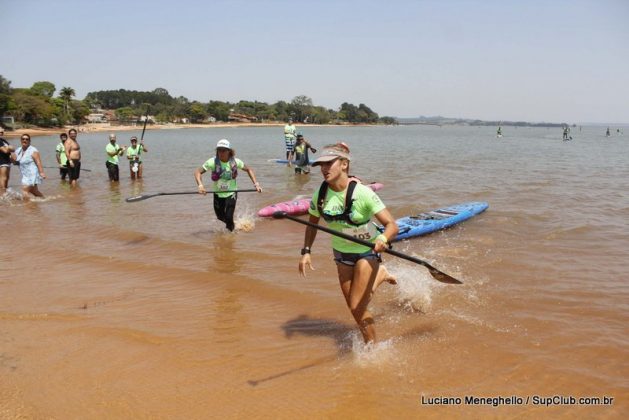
382, 201, 488, 242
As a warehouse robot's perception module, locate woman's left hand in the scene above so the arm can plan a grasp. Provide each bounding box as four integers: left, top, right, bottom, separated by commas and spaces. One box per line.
374, 235, 388, 253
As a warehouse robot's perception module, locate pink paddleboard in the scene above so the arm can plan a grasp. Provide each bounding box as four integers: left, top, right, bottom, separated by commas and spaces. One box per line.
257, 182, 384, 217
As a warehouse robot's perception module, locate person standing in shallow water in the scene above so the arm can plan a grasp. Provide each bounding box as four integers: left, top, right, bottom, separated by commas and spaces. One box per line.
283, 118, 297, 166
126, 136, 148, 180
55, 132, 69, 181
105, 133, 126, 182
298, 142, 398, 344
293, 133, 316, 175
0, 127, 16, 193
194, 139, 262, 231
64, 128, 81, 187
14, 134, 46, 199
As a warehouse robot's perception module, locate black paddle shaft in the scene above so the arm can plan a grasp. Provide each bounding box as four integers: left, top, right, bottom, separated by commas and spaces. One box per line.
140, 108, 149, 142
273, 211, 462, 284
125, 189, 258, 203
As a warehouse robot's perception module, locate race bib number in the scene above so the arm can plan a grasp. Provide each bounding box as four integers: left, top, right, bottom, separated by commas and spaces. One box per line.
217, 180, 231, 191
342, 223, 378, 242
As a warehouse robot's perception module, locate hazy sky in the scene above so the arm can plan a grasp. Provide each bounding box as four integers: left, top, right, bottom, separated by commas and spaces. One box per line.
3, 0, 628, 124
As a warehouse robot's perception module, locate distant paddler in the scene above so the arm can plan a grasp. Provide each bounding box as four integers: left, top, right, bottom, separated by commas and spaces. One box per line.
194, 139, 262, 232
293, 133, 316, 175
496, 126, 502, 138
606, 127, 610, 137
283, 118, 297, 166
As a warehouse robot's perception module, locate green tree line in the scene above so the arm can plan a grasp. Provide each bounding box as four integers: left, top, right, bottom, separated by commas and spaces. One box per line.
0, 75, 396, 128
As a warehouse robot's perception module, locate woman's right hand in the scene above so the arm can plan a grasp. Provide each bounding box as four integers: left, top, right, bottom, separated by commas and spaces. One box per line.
299, 254, 314, 277
197, 184, 207, 195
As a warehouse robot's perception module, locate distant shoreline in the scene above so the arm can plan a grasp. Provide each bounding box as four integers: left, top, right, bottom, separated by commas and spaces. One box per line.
3, 122, 380, 139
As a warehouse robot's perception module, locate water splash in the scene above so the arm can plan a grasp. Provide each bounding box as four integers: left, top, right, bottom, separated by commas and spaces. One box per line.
387, 263, 434, 313
0, 188, 24, 204
349, 332, 397, 367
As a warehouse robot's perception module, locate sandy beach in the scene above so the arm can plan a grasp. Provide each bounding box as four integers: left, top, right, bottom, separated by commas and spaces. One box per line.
3, 122, 287, 139
3, 121, 373, 139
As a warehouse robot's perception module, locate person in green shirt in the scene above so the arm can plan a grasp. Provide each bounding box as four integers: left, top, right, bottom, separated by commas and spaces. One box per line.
105, 133, 126, 182
298, 142, 398, 344
194, 139, 262, 231
293, 133, 316, 175
283, 118, 297, 166
126, 136, 148, 180
55, 132, 69, 180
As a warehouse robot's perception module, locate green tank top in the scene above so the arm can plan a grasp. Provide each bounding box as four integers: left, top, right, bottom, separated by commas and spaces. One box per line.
308, 183, 386, 253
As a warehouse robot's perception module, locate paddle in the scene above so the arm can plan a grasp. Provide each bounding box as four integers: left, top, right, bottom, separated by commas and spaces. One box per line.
44, 166, 91, 172
272, 211, 462, 285
126, 189, 258, 203
140, 107, 150, 142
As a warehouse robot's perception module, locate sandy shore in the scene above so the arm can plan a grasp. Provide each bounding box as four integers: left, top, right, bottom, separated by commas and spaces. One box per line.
4, 121, 372, 139
3, 122, 289, 138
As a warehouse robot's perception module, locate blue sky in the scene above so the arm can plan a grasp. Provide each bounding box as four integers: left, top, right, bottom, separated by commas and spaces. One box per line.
3, 0, 628, 124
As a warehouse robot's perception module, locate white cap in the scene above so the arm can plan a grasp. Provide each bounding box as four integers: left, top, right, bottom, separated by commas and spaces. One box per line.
216, 139, 231, 149
312, 143, 352, 166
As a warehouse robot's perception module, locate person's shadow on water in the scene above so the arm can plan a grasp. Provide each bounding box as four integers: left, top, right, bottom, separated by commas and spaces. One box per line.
247, 314, 354, 386
247, 313, 439, 386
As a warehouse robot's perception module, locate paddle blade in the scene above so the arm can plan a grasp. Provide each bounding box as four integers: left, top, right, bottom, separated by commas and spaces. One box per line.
272, 211, 288, 219
125, 194, 152, 203
427, 267, 462, 284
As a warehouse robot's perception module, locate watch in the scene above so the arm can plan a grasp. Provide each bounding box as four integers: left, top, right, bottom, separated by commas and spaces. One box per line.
300, 247, 311, 255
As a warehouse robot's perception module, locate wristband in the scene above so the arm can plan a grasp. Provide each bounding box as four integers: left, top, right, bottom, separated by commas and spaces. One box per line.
300, 247, 311, 255
375, 234, 388, 245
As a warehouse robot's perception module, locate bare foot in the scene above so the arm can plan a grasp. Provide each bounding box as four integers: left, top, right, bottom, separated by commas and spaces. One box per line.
372, 265, 397, 292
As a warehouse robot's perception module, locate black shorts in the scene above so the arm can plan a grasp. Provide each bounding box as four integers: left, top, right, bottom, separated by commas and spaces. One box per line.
333, 249, 381, 267
68, 160, 81, 180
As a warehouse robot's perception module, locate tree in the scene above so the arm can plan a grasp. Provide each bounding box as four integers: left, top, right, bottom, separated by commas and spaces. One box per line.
379, 116, 397, 125
59, 86, 75, 118
290, 95, 313, 123
207, 100, 231, 121
0, 75, 12, 117
115, 107, 135, 123
189, 102, 208, 123
11, 90, 55, 125
69, 100, 90, 124
30, 81, 56, 98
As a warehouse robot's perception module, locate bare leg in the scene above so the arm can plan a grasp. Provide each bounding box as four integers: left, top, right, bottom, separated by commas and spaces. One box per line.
337, 259, 379, 343
372, 265, 397, 292
0, 167, 9, 193
23, 185, 44, 198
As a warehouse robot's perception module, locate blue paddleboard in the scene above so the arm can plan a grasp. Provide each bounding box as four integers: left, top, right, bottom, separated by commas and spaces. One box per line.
381, 201, 488, 242
274, 159, 315, 165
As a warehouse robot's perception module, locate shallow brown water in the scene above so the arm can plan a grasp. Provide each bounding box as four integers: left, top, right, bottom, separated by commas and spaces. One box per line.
1, 125, 627, 418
